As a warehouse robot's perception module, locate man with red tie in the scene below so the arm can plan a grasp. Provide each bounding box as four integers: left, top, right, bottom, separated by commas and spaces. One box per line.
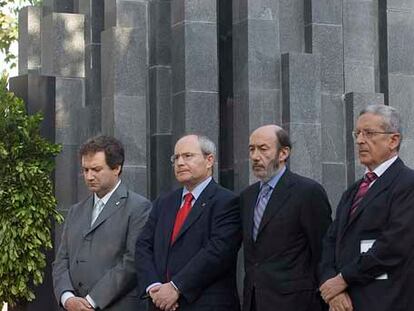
319, 104, 414, 311
135, 134, 241, 311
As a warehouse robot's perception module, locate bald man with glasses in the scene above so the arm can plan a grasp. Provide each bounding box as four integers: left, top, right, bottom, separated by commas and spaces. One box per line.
319, 104, 414, 311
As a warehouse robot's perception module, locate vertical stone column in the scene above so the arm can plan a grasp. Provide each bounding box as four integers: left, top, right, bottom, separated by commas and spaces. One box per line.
343, 0, 378, 93
18, 6, 42, 75
101, 0, 149, 196
43, 0, 74, 14
232, 0, 281, 191
385, 2, 414, 166
305, 0, 345, 207
344, 93, 384, 185
171, 0, 219, 140
149, 0, 173, 198
281, 52, 322, 181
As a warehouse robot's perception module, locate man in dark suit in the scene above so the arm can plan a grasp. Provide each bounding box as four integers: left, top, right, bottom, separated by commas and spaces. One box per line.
319, 104, 414, 311
53, 136, 151, 311
135, 134, 241, 311
241, 124, 332, 311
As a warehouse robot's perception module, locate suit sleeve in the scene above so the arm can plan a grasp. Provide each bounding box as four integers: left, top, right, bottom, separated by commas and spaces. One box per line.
300, 183, 332, 283
341, 180, 414, 285
135, 197, 163, 296
171, 194, 242, 303
52, 207, 76, 305
88, 197, 151, 309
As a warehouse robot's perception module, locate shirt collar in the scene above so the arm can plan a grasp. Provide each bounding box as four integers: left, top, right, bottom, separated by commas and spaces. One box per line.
365, 155, 398, 178
94, 179, 121, 205
182, 176, 212, 202
260, 166, 286, 189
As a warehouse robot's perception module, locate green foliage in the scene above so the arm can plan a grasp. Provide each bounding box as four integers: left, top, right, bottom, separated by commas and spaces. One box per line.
0, 0, 43, 71
0, 74, 62, 306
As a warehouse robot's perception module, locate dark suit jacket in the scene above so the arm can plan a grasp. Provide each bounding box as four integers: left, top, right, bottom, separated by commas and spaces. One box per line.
53, 182, 151, 310
241, 169, 332, 311
319, 158, 414, 311
135, 179, 241, 311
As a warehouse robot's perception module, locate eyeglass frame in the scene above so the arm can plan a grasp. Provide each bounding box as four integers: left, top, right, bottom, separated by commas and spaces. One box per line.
170, 152, 209, 164
352, 129, 398, 140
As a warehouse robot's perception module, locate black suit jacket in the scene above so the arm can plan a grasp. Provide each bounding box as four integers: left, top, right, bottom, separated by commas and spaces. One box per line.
135, 179, 241, 311
319, 158, 414, 311
241, 169, 332, 311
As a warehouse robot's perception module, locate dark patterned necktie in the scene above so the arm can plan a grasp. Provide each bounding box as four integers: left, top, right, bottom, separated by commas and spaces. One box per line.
350, 172, 378, 215
253, 183, 272, 240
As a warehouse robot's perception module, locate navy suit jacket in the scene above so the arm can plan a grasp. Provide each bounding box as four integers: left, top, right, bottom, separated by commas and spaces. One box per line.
319, 158, 414, 311
135, 179, 241, 311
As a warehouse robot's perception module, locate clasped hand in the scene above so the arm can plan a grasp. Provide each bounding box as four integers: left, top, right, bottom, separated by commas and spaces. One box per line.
149, 282, 179, 311
320, 274, 353, 311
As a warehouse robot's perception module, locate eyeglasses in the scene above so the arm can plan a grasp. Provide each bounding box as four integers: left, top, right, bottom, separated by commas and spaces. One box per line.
170, 152, 204, 164
352, 130, 396, 140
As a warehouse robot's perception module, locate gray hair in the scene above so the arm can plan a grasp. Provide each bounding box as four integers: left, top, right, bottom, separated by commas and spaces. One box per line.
197, 135, 217, 157
360, 104, 402, 149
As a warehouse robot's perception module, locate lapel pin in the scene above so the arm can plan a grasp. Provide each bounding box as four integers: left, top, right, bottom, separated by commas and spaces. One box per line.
201, 202, 206, 207
116, 201, 120, 206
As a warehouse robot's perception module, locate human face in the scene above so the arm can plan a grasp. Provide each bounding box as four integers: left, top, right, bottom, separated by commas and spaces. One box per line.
355, 113, 400, 171
249, 126, 289, 182
81, 151, 121, 198
173, 135, 214, 191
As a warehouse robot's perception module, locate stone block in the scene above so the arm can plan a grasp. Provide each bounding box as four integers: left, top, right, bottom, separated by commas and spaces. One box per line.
321, 93, 345, 162
55, 144, 79, 210
150, 133, 173, 199
399, 138, 414, 168
344, 63, 375, 93
248, 89, 282, 126
149, 0, 172, 66
304, 0, 342, 25
78, 0, 104, 44
149, 66, 172, 133
387, 0, 414, 9
41, 13, 85, 78
284, 122, 322, 182
247, 19, 280, 90
279, 0, 304, 53
55, 77, 84, 145
104, 0, 148, 29
43, 0, 74, 14
343, 1, 377, 66
305, 24, 343, 93
232, 20, 248, 92
387, 10, 414, 75
121, 165, 148, 197
172, 22, 218, 93
171, 0, 216, 25
101, 26, 148, 97
84, 43, 102, 108
9, 74, 56, 141
232, 0, 247, 23
322, 162, 346, 215
102, 95, 147, 166
172, 91, 219, 144
233, 0, 279, 23
18, 6, 42, 75
282, 52, 321, 124
388, 73, 414, 138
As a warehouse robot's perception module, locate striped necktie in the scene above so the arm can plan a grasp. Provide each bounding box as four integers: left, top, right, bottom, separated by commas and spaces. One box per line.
350, 171, 378, 216
91, 199, 105, 226
253, 183, 272, 241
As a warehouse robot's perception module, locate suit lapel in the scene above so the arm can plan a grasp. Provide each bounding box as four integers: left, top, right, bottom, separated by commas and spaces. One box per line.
162, 190, 182, 252
343, 158, 404, 231
256, 170, 294, 240
84, 183, 128, 237
172, 180, 216, 245
245, 182, 260, 243
337, 183, 359, 241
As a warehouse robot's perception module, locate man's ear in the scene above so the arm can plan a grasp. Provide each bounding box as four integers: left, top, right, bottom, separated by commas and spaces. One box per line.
206, 154, 215, 169
389, 133, 401, 152
278, 147, 291, 163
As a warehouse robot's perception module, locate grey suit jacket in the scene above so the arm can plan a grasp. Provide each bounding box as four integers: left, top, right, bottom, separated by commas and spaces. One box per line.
53, 182, 151, 310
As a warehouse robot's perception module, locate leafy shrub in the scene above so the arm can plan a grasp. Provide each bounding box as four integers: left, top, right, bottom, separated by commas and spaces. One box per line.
0, 75, 62, 306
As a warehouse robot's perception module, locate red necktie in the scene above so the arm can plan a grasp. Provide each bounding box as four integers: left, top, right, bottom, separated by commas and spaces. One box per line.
171, 193, 194, 244
350, 172, 378, 215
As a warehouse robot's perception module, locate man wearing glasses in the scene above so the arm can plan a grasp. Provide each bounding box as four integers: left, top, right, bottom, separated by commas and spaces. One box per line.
135, 134, 241, 311
319, 104, 414, 311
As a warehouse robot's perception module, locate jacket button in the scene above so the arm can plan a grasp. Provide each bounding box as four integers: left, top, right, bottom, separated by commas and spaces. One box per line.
78, 282, 83, 287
